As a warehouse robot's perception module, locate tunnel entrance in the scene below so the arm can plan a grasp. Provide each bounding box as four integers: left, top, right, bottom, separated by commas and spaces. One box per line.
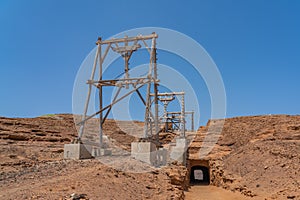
190, 165, 210, 185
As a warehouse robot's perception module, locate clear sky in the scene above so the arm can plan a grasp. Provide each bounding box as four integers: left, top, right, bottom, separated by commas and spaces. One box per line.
0, 0, 299, 124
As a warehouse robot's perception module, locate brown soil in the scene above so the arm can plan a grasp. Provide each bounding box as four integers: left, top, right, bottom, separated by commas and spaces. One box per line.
0, 114, 185, 200
1, 114, 299, 199
188, 115, 300, 200
185, 185, 255, 200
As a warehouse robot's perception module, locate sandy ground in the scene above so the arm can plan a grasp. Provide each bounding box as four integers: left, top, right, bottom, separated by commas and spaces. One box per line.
185, 185, 256, 200
1, 159, 185, 200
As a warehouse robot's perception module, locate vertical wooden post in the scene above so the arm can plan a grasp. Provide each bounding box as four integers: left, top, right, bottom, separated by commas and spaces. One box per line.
124, 36, 129, 89
153, 36, 159, 143
98, 37, 103, 148
181, 93, 186, 137
163, 102, 168, 132
144, 38, 154, 138
78, 41, 101, 140
191, 111, 194, 132
144, 70, 151, 137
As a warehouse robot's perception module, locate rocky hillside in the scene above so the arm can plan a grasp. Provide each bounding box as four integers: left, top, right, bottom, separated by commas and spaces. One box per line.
1, 114, 299, 199
189, 115, 300, 200
0, 114, 185, 200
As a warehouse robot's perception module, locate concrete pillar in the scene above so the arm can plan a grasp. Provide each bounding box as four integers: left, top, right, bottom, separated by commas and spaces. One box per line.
170, 137, 188, 165
131, 142, 157, 165
156, 148, 168, 166
64, 144, 92, 159
92, 147, 112, 157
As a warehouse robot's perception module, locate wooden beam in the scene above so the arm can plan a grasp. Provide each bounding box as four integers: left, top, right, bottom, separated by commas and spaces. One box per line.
97, 33, 158, 45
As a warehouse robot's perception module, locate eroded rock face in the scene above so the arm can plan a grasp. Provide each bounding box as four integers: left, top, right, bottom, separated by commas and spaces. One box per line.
188, 115, 300, 200
165, 165, 188, 187
164, 165, 188, 200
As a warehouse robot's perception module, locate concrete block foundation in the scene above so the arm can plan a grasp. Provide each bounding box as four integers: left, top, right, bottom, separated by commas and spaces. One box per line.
156, 148, 168, 166
170, 148, 187, 165
131, 142, 157, 165
175, 137, 188, 148
170, 137, 188, 165
92, 148, 112, 157
64, 144, 92, 159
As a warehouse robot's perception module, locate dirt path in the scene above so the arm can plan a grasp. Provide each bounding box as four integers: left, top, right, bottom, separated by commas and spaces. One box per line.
185, 186, 256, 200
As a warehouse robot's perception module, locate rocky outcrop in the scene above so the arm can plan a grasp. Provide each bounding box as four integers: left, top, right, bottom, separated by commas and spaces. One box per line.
188, 115, 300, 199
164, 165, 188, 200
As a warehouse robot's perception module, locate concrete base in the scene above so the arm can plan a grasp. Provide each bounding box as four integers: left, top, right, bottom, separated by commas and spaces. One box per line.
131, 142, 157, 165
64, 144, 92, 159
170, 148, 187, 165
170, 137, 188, 165
175, 137, 188, 148
156, 148, 168, 166
92, 148, 112, 157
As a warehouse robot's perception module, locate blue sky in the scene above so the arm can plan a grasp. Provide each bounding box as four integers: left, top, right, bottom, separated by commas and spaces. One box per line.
0, 0, 299, 125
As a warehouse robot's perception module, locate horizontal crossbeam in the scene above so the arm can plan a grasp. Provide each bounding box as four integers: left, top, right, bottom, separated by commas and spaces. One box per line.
150, 92, 185, 96
111, 44, 141, 53
87, 77, 158, 87
97, 33, 158, 45
77, 80, 151, 125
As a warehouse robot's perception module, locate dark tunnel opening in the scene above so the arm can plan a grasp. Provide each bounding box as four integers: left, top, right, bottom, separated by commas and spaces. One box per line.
190, 165, 210, 185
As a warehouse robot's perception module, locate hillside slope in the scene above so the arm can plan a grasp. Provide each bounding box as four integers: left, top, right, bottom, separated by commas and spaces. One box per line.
0, 114, 185, 200
189, 115, 300, 199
